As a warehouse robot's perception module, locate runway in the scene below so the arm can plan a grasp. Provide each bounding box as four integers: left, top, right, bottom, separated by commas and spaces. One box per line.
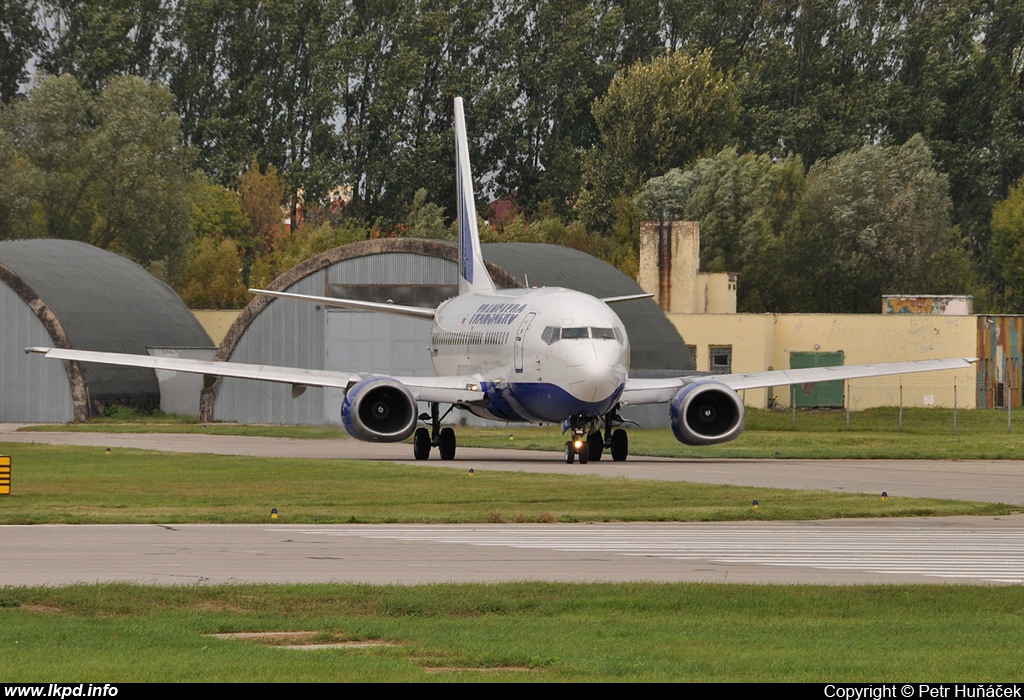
4, 518, 1023, 586
2, 426, 1023, 587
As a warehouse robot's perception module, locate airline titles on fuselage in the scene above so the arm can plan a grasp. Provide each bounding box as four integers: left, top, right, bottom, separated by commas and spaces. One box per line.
466, 302, 528, 326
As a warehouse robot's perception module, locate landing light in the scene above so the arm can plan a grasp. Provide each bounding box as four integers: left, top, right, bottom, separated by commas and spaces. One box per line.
573, 439, 583, 449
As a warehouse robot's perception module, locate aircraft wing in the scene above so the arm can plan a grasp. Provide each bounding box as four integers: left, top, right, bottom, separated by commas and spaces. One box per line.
619, 357, 978, 405
24, 347, 485, 404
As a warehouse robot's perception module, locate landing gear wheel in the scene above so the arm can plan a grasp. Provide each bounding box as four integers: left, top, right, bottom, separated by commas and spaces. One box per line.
413, 427, 431, 460
588, 430, 603, 462
578, 439, 589, 464
611, 429, 628, 462
439, 427, 456, 460
564, 441, 575, 464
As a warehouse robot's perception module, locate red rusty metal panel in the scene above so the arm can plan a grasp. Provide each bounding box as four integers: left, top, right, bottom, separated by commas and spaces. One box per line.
977, 316, 1023, 408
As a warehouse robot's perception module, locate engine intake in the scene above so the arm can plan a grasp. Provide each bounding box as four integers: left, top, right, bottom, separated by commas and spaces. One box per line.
669, 382, 745, 446
341, 376, 417, 442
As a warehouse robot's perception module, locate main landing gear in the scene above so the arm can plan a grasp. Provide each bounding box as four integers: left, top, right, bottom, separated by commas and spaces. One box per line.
563, 406, 630, 464
414, 403, 457, 460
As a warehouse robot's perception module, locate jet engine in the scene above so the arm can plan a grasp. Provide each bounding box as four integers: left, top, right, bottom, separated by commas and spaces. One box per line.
669, 381, 746, 446
341, 376, 417, 442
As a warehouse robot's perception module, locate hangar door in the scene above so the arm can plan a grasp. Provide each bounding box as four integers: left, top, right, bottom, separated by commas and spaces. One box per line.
323, 310, 433, 423
789, 351, 844, 408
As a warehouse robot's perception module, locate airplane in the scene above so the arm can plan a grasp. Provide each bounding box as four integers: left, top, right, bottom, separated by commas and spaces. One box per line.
27, 97, 977, 464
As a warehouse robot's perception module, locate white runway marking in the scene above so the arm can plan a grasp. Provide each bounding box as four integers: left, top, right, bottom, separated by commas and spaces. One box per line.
292, 523, 1024, 583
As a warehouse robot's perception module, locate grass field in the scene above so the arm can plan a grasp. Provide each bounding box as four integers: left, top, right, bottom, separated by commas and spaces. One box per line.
0, 442, 1014, 524
2, 582, 1023, 682
3, 417, 1021, 682
18, 406, 1024, 459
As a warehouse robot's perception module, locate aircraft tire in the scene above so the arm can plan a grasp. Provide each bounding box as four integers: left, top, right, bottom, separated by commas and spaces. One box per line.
578, 441, 589, 464
413, 428, 431, 460
439, 427, 456, 460
611, 429, 628, 461
587, 430, 603, 461
564, 441, 575, 464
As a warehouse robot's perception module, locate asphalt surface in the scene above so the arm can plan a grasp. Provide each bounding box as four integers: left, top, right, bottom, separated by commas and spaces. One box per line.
2, 425, 1023, 586
4, 517, 1024, 586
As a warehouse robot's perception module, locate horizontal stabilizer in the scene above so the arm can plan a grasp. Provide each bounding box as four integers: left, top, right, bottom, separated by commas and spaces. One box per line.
249, 289, 436, 320
600, 293, 655, 304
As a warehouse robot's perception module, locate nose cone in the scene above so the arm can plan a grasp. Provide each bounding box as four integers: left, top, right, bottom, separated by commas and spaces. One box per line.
566, 341, 626, 404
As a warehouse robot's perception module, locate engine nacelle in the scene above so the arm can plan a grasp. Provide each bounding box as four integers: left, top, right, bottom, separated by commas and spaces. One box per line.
669, 381, 746, 446
341, 376, 417, 442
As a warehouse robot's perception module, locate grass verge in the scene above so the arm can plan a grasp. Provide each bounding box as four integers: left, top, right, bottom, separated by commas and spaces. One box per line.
2, 582, 1022, 681
0, 443, 1013, 524
16, 406, 1024, 459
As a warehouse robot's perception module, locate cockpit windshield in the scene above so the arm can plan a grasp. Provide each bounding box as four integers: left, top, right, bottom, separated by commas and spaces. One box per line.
541, 326, 623, 345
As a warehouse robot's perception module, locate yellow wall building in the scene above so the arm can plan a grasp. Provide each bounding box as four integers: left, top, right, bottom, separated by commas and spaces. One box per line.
191, 310, 241, 346
672, 313, 978, 409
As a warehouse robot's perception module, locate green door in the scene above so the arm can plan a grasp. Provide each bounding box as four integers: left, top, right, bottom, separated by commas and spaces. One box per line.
789, 351, 845, 408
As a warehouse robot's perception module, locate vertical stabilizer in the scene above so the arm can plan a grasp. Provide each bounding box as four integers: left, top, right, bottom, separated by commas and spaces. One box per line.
454, 97, 495, 294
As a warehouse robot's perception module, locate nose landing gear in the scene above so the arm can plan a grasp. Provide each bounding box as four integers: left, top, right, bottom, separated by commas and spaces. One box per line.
564, 430, 589, 464
563, 406, 629, 463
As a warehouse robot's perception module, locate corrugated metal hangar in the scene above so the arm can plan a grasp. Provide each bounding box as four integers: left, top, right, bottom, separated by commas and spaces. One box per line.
0, 239, 214, 422
202, 238, 693, 426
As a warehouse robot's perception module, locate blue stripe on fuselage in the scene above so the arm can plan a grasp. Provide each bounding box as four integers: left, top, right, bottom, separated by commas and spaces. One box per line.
479, 381, 623, 424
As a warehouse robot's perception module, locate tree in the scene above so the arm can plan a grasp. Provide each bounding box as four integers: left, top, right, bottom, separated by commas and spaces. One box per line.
163, 0, 348, 198
0, 74, 193, 274
176, 237, 249, 309
992, 178, 1024, 310
640, 136, 975, 313
734, 0, 876, 164
577, 50, 738, 233
405, 188, 447, 239
188, 175, 250, 243
0, 112, 43, 237
238, 159, 285, 257
796, 134, 968, 312
640, 147, 806, 312
481, 0, 624, 217
333, 0, 494, 223
37, 0, 169, 91
0, 0, 42, 102
89, 76, 193, 269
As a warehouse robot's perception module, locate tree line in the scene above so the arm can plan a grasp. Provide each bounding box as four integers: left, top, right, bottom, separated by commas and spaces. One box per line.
1, 0, 1022, 313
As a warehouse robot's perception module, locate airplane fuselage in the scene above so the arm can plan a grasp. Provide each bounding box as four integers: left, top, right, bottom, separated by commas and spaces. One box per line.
428, 287, 630, 424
